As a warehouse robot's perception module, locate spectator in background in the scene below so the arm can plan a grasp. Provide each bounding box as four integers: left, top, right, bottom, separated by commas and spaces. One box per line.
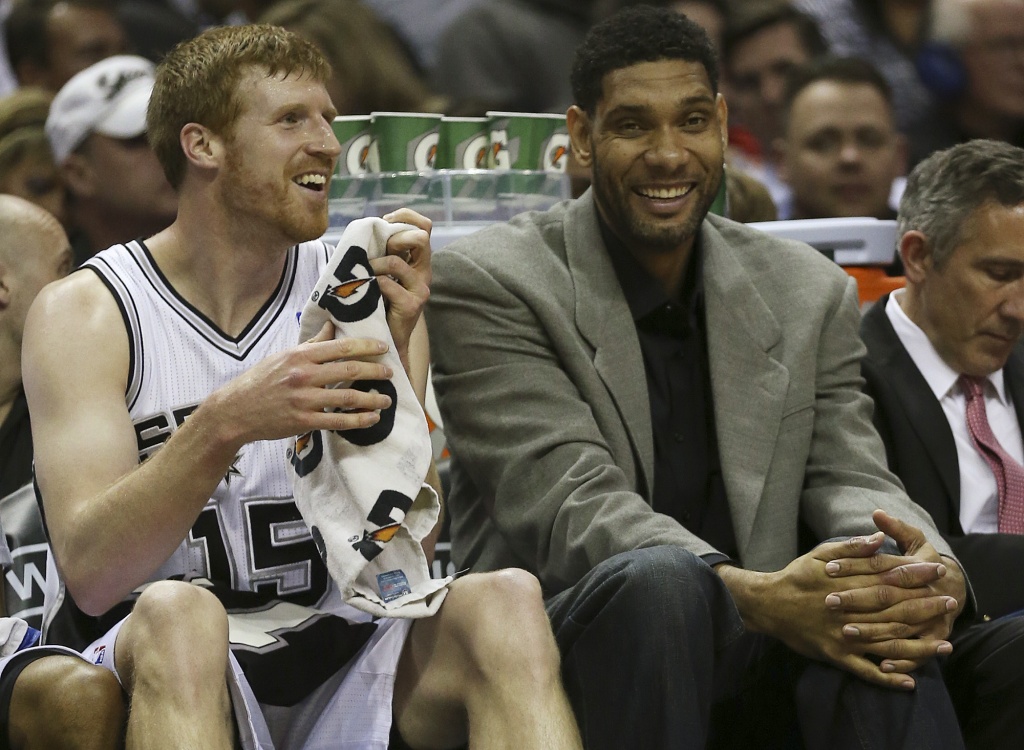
794, 0, 1024, 164
0, 193, 127, 750
45, 54, 177, 265
0, 87, 64, 225
0, 196, 72, 501
432, 0, 594, 114
860, 138, 1024, 750
776, 56, 907, 221
721, 2, 828, 212
363, 0, 488, 72
5, 0, 127, 92
953, 20, 1024, 147
260, 0, 447, 115
433, 0, 729, 116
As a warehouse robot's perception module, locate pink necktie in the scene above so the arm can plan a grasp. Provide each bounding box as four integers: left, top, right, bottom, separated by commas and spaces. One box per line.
960, 375, 1024, 534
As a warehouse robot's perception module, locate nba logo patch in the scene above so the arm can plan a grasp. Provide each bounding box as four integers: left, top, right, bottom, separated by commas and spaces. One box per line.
377, 569, 412, 603
92, 644, 106, 665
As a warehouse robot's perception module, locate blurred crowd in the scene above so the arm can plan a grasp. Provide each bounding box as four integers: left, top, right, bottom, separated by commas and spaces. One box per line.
0, 0, 1020, 263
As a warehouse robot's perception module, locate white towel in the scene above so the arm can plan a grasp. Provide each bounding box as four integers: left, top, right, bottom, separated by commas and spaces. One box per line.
291, 218, 451, 618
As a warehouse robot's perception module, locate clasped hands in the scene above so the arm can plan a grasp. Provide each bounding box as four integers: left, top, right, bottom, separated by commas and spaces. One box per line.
729, 509, 966, 691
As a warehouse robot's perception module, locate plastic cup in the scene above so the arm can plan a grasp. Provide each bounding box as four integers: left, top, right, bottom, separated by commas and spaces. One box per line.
371, 112, 443, 173
436, 116, 490, 170
486, 111, 571, 172
331, 115, 377, 176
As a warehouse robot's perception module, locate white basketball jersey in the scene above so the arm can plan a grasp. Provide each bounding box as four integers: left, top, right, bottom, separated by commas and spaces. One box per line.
45, 239, 381, 707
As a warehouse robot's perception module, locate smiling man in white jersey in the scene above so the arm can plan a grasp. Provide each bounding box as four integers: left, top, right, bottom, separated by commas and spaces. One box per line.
20, 24, 582, 750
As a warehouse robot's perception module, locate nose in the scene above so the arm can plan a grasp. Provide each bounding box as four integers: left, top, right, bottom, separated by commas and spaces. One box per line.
310, 118, 341, 157
643, 125, 688, 171
838, 138, 863, 166
1001, 281, 1024, 323
761, 72, 787, 107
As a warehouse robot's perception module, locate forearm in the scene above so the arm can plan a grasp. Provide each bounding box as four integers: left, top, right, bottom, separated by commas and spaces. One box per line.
46, 397, 242, 615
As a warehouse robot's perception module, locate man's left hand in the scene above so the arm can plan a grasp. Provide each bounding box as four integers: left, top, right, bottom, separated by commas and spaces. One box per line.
376, 208, 432, 371
822, 509, 967, 674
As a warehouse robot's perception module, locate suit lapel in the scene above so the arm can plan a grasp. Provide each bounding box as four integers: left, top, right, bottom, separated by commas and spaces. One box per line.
862, 299, 961, 508
701, 220, 788, 552
564, 192, 654, 493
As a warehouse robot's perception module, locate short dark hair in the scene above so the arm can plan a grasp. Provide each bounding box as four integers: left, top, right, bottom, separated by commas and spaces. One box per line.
722, 5, 827, 66
899, 139, 1024, 267
571, 5, 719, 114
781, 55, 893, 122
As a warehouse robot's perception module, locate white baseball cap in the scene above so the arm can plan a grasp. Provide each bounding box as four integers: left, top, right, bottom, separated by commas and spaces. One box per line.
46, 55, 156, 165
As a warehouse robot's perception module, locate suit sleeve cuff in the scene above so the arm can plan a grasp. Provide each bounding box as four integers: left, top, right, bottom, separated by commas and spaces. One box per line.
701, 552, 735, 569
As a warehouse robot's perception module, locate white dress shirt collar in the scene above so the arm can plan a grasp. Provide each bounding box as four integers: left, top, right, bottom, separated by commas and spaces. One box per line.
885, 289, 1009, 404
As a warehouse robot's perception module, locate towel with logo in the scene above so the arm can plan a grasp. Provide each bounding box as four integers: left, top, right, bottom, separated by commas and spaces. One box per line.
291, 218, 451, 618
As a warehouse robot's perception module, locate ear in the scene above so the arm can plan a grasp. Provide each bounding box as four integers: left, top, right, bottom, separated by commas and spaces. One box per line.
180, 123, 221, 173
899, 230, 932, 284
716, 93, 729, 149
60, 152, 97, 199
566, 105, 593, 168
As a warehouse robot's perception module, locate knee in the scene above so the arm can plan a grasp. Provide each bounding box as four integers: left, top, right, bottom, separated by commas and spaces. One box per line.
603, 545, 723, 610
130, 581, 227, 645
11, 656, 125, 750
123, 581, 228, 676
445, 569, 560, 680
556, 546, 737, 643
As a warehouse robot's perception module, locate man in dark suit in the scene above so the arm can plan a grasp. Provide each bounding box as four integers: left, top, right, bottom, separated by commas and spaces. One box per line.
861, 138, 1024, 750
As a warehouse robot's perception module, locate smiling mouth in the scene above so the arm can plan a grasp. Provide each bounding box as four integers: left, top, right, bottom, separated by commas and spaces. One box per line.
635, 185, 694, 200
294, 173, 328, 192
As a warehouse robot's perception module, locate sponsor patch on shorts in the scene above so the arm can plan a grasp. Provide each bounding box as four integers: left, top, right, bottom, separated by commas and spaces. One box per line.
377, 569, 411, 602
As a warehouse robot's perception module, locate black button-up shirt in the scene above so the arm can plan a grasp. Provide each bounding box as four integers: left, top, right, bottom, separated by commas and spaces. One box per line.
601, 220, 738, 563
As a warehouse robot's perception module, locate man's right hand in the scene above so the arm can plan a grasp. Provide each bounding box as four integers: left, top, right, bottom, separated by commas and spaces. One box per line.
204, 321, 395, 452
716, 533, 954, 690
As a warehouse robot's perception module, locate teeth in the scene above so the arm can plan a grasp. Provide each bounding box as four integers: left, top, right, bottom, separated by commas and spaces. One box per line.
295, 173, 327, 186
639, 186, 692, 199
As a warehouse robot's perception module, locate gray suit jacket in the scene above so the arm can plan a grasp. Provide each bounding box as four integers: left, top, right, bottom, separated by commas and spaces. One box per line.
427, 190, 954, 595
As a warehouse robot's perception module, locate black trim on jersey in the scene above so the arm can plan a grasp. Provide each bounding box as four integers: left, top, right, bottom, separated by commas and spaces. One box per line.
128, 240, 300, 361
78, 262, 142, 410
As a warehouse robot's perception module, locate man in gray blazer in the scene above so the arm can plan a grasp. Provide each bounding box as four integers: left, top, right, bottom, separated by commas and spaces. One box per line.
427, 6, 968, 749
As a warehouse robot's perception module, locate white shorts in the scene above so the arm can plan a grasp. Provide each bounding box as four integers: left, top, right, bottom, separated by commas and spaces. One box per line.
83, 613, 413, 750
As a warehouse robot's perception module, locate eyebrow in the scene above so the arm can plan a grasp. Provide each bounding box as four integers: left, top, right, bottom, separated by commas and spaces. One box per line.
606, 94, 716, 116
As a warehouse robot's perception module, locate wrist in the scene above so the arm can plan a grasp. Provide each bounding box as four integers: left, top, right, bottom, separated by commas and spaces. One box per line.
716, 564, 773, 634
189, 390, 248, 463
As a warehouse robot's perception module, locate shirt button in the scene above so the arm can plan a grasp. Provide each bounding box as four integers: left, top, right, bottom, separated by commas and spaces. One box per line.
673, 432, 684, 443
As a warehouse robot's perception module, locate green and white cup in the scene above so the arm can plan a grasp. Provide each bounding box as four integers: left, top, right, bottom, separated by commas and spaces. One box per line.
486, 111, 571, 172
331, 115, 377, 176
370, 112, 442, 173
436, 116, 490, 170
435, 116, 493, 203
